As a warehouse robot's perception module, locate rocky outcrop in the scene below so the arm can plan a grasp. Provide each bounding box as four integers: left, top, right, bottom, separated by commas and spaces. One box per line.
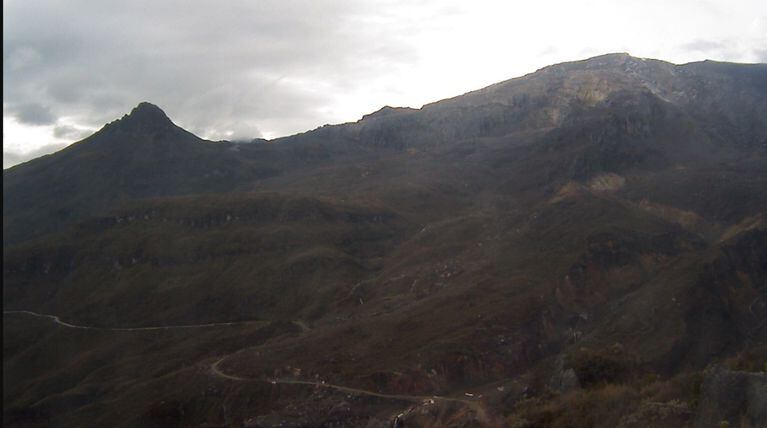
549, 355, 581, 393
693, 366, 767, 428
618, 400, 691, 428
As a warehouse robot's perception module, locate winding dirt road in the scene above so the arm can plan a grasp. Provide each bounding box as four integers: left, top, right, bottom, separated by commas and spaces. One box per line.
6, 309, 489, 422
210, 356, 250, 381
3, 310, 268, 331
210, 355, 474, 404
272, 379, 477, 405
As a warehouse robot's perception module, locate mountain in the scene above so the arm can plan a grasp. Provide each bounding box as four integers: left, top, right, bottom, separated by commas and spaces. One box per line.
3, 103, 273, 243
3, 54, 767, 427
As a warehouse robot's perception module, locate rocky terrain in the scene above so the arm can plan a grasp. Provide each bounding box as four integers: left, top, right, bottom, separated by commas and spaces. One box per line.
4, 53, 767, 427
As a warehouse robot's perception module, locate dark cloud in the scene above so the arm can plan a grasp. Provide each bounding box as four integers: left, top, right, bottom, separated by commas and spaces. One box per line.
8, 102, 56, 125
3, 0, 422, 141
3, 143, 69, 169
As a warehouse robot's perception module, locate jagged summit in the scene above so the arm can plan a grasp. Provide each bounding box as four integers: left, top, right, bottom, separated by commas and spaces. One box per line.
74, 101, 209, 150
103, 101, 180, 136
126, 102, 171, 121
535, 52, 663, 75
588, 52, 635, 60
359, 105, 417, 121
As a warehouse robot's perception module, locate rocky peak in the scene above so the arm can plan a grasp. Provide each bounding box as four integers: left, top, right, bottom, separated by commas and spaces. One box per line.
127, 102, 171, 121
360, 105, 417, 122
586, 52, 635, 64
104, 102, 178, 136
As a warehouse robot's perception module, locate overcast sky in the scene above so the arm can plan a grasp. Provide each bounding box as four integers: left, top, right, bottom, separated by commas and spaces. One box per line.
4, 0, 766, 168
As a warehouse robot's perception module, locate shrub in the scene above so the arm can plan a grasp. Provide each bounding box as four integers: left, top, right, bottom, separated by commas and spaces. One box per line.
569, 347, 633, 387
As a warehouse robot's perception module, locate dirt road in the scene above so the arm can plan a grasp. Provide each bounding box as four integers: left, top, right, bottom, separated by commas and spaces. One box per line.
3, 310, 267, 331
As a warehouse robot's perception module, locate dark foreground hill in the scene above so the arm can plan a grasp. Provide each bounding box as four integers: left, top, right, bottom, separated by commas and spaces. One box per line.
3, 53, 767, 427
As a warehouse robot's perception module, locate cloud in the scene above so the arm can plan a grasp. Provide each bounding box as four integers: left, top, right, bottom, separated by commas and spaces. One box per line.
7, 102, 56, 125
539, 46, 559, 57
679, 39, 726, 53
3, 0, 766, 160
3, 0, 422, 143
3, 143, 68, 169
677, 37, 767, 63
53, 125, 92, 141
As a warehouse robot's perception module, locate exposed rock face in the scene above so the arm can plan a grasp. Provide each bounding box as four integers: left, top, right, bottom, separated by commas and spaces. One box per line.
588, 173, 626, 192
548, 355, 582, 393
693, 366, 767, 428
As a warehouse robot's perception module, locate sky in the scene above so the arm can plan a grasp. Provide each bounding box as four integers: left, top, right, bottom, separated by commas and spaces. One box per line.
4, 0, 766, 168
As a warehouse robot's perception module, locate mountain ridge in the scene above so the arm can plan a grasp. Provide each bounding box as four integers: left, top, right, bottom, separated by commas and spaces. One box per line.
3, 53, 766, 427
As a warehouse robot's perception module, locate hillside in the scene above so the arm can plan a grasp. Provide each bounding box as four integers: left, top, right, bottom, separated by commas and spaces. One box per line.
3, 53, 767, 427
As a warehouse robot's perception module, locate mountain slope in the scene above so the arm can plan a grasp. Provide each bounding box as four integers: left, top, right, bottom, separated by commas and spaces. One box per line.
3, 103, 372, 244
6, 54, 767, 244
3, 54, 767, 427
